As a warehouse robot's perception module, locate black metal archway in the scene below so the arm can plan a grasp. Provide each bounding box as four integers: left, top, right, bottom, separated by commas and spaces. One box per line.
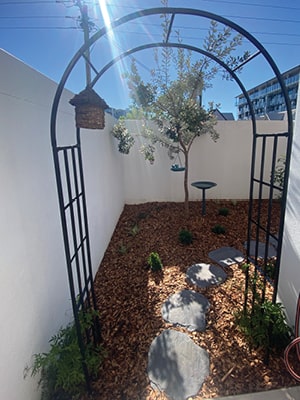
50, 7, 294, 389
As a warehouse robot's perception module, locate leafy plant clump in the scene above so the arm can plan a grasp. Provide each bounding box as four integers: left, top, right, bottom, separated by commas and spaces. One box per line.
212, 224, 226, 234
273, 155, 286, 198
178, 228, 193, 245
118, 242, 127, 255
235, 301, 292, 352
148, 252, 163, 271
25, 310, 105, 400
218, 207, 229, 216
274, 155, 286, 189
112, 119, 135, 154
129, 223, 139, 237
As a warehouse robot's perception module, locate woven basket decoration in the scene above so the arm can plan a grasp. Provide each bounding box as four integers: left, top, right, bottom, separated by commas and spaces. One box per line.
69, 87, 109, 129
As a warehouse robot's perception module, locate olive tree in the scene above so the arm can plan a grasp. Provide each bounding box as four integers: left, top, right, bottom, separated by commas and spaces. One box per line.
112, 11, 249, 215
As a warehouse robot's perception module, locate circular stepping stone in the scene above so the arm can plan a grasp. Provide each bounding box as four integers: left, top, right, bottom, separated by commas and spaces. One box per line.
244, 240, 277, 258
186, 263, 227, 288
148, 329, 210, 400
161, 289, 209, 331
208, 246, 244, 268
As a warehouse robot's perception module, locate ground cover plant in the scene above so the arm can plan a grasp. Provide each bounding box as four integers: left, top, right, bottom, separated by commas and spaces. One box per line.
90, 200, 298, 399
26, 310, 105, 400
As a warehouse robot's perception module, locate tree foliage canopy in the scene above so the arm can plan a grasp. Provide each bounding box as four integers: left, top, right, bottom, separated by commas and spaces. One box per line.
112, 6, 250, 213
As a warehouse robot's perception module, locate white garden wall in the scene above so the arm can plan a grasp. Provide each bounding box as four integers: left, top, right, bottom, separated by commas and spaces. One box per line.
0, 49, 124, 400
278, 85, 300, 328
122, 119, 288, 203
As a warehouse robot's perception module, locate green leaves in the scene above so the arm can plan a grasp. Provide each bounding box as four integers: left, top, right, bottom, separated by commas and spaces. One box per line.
26, 310, 105, 400
178, 229, 193, 245
112, 120, 135, 154
274, 156, 286, 189
235, 301, 292, 351
148, 252, 163, 272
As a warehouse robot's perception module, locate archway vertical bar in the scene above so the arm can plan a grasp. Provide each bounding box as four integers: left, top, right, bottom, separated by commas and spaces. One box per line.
51, 141, 92, 391
261, 135, 279, 302
76, 126, 102, 343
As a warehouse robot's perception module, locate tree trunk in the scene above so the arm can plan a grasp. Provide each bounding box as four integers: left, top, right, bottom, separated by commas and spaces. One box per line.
183, 151, 189, 217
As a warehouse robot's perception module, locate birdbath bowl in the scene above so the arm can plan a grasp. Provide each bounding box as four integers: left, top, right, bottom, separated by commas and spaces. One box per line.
171, 164, 185, 172
191, 181, 217, 216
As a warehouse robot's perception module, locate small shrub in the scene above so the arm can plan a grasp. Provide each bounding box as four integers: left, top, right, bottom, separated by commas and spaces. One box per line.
118, 243, 127, 255
235, 301, 292, 351
129, 223, 139, 237
179, 229, 193, 245
240, 263, 250, 273
137, 211, 148, 220
218, 207, 229, 216
148, 252, 163, 272
264, 259, 276, 280
25, 310, 105, 400
212, 224, 226, 234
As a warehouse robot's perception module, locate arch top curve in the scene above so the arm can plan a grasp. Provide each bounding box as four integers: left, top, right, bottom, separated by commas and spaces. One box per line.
51, 5, 293, 146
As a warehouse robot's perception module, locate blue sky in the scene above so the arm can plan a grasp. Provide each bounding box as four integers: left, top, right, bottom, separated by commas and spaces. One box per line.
1, 0, 299, 117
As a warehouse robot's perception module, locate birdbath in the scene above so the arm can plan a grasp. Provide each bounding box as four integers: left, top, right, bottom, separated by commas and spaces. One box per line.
191, 181, 217, 216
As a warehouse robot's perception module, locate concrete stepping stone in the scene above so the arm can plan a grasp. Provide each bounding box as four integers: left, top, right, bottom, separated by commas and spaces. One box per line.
161, 289, 209, 331
269, 234, 278, 249
148, 329, 210, 400
208, 246, 244, 268
244, 240, 277, 258
186, 263, 227, 288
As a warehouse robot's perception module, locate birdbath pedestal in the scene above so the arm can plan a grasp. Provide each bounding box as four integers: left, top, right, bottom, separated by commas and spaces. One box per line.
191, 181, 217, 216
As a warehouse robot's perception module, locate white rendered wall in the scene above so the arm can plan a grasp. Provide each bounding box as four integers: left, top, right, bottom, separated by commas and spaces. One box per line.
0, 49, 124, 400
278, 85, 300, 328
122, 119, 288, 203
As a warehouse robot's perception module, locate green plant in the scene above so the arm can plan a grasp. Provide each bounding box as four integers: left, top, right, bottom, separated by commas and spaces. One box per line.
241, 262, 250, 273
178, 228, 193, 245
148, 252, 163, 272
274, 156, 286, 189
218, 207, 229, 216
25, 310, 105, 400
118, 242, 127, 255
111, 119, 135, 154
137, 211, 148, 220
273, 155, 286, 199
264, 259, 276, 281
235, 301, 292, 351
118, 11, 249, 216
129, 223, 139, 237
212, 224, 226, 234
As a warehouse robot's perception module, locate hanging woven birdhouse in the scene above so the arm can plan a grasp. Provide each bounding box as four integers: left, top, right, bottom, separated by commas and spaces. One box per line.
69, 87, 109, 130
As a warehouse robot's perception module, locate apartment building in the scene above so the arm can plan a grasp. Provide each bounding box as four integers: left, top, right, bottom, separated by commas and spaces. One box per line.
236, 65, 300, 120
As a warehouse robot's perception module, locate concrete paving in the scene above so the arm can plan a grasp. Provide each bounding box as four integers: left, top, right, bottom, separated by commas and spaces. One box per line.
208, 247, 244, 268
161, 289, 210, 331
215, 386, 300, 400
244, 240, 277, 258
186, 263, 227, 288
148, 329, 209, 400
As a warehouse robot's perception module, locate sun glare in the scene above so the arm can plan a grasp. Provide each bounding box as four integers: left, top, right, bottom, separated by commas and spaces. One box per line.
98, 0, 111, 29
96, 0, 129, 93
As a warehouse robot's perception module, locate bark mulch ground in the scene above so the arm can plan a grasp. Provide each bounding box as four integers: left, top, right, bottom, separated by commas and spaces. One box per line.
91, 200, 298, 399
